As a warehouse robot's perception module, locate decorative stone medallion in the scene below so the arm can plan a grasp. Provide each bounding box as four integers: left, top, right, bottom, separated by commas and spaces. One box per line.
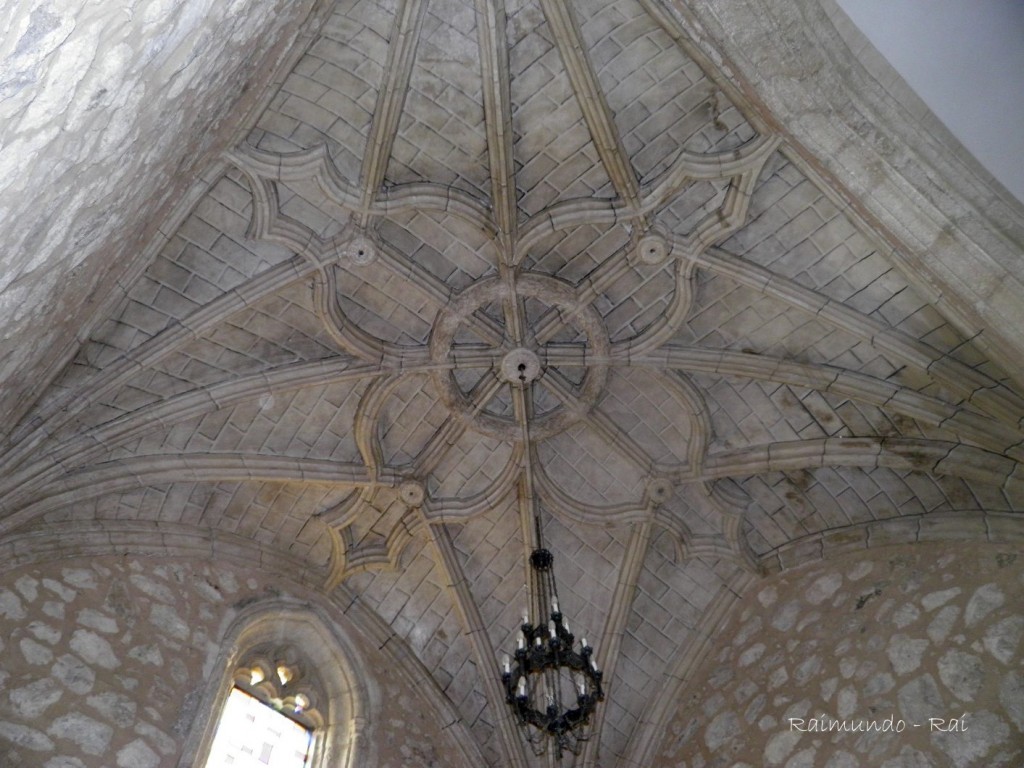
429, 272, 610, 441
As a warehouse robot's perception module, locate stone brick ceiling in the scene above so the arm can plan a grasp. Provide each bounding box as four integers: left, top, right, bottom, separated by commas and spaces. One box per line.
2, 0, 1023, 766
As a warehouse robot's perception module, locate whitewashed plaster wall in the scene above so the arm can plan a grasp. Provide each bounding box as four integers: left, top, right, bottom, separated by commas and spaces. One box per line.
652, 543, 1024, 767
0, 0, 323, 427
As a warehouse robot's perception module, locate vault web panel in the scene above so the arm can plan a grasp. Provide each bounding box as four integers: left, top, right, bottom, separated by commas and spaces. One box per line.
343, 532, 502, 765
816, 390, 966, 446
378, 374, 449, 467
430, 431, 514, 500
522, 222, 630, 283
677, 272, 894, 375
539, 421, 647, 507
533, 514, 629, 655
451, 496, 529, 659
140, 284, 338, 388
42, 480, 338, 567
250, 0, 397, 182
595, 260, 677, 343
657, 178, 730, 235
111, 378, 368, 465
44, 285, 343, 450
384, 0, 489, 196
574, 0, 756, 182
698, 376, 839, 451
605, 543, 740, 761
721, 152, 1023, 396
739, 466, 1021, 555
657, 492, 719, 536
597, 368, 693, 467
276, 178, 354, 241
507, 0, 614, 216
335, 262, 436, 346
42, 170, 294, 412
378, 209, 498, 290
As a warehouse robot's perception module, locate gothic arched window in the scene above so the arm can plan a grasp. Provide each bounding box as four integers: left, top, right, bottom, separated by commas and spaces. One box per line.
180, 601, 371, 768
203, 643, 325, 767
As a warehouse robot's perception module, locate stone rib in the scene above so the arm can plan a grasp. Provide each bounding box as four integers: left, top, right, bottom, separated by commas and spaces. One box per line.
698, 437, 1020, 492
474, 0, 518, 243
701, 246, 1024, 425
0, 521, 325, 586
538, 0, 642, 213
231, 143, 495, 229
356, 0, 429, 220
424, 521, 531, 768
580, 519, 653, 767
2, 454, 389, 536
759, 511, 1024, 574
0, 255, 315, 478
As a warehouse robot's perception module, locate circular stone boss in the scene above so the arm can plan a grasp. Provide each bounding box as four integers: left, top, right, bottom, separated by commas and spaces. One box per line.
429, 273, 610, 441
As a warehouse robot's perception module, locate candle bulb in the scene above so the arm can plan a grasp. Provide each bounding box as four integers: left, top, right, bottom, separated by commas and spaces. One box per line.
581, 637, 588, 648
552, 597, 559, 613
517, 633, 525, 650
548, 620, 556, 639
535, 636, 542, 647
562, 618, 570, 635
522, 610, 529, 626
517, 678, 527, 697
502, 654, 510, 674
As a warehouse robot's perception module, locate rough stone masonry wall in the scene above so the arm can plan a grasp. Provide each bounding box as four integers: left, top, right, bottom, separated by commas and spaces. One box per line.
654, 543, 1024, 768
0, 555, 474, 768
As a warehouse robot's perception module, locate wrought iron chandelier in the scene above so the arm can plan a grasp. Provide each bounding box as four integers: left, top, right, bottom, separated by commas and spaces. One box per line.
498, 349, 604, 761
500, 530, 604, 760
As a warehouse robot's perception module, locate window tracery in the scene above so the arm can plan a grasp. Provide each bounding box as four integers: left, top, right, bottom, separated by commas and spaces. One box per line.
180, 601, 371, 768
233, 643, 327, 730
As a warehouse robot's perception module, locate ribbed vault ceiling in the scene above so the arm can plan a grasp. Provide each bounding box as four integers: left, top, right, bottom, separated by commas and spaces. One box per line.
3, 0, 1024, 765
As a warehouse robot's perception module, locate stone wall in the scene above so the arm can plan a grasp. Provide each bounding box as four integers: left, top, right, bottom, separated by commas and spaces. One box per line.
0, 0, 321, 427
0, 555, 477, 767
653, 543, 1024, 767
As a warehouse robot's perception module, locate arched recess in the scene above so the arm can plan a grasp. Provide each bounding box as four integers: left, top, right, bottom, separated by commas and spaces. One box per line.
178, 597, 379, 768
0, 522, 485, 766
620, 512, 1024, 766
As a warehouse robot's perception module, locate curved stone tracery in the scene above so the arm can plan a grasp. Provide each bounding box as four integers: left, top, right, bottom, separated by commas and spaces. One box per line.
429, 271, 612, 441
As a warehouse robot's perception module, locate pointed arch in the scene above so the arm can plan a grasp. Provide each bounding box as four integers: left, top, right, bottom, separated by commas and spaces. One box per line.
178, 597, 378, 768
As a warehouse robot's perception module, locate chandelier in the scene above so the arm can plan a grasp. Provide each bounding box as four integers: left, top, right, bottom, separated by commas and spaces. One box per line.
497, 348, 604, 761
500, 534, 604, 760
